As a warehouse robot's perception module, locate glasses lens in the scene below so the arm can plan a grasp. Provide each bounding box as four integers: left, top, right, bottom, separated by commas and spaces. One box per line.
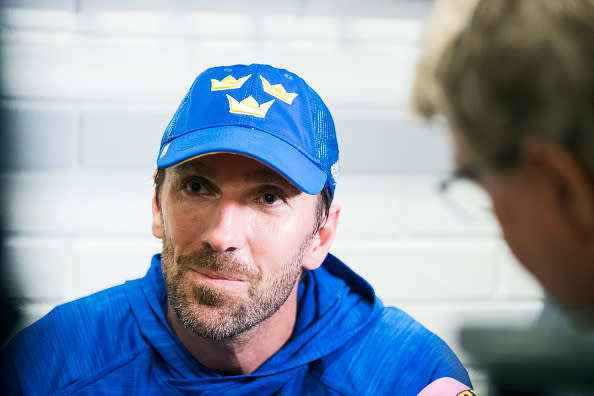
441, 177, 493, 221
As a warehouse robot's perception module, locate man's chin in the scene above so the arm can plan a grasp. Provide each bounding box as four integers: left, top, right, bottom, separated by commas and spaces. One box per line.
178, 302, 255, 341
185, 278, 249, 307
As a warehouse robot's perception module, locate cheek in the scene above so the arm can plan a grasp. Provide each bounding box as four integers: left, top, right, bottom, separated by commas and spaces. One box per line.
493, 205, 527, 256
489, 188, 542, 270
489, 186, 565, 285
250, 216, 295, 253
491, 191, 521, 235
248, 209, 315, 265
162, 205, 206, 252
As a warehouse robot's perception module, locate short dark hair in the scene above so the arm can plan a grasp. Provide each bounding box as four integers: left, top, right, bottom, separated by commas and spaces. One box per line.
154, 167, 332, 232
437, 0, 594, 174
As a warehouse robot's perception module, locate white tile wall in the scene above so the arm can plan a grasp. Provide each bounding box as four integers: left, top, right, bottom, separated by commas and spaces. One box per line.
336, 238, 499, 299
1, 108, 80, 170
3, 237, 72, 301
0, 3, 543, 394
80, 111, 169, 169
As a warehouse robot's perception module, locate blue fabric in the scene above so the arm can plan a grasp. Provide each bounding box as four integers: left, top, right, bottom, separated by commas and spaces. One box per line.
1, 254, 471, 395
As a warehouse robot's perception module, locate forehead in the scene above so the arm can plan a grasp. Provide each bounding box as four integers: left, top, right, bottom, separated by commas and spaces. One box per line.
169, 153, 300, 190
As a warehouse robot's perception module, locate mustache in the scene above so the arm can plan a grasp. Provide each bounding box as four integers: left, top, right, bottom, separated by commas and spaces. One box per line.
176, 248, 261, 281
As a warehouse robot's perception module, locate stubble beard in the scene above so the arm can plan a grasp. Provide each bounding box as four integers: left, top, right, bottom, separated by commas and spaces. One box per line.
161, 233, 310, 342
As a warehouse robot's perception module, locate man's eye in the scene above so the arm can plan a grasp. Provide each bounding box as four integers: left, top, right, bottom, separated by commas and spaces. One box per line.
261, 192, 282, 205
184, 180, 203, 194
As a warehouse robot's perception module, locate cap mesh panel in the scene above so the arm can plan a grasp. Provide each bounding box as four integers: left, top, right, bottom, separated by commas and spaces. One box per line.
308, 86, 339, 196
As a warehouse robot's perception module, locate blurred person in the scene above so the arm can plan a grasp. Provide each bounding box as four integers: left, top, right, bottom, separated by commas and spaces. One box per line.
0, 64, 471, 395
413, 0, 594, 393
435, 0, 594, 329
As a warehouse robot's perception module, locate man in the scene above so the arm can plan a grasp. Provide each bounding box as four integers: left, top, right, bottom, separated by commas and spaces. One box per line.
1, 64, 470, 395
433, 0, 594, 329
412, 1, 594, 393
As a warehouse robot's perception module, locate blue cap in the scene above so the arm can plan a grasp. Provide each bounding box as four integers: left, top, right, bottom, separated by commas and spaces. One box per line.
157, 64, 340, 197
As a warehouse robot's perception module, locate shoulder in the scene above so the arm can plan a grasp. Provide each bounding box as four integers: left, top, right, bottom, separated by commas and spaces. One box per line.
373, 307, 467, 372
372, 307, 448, 350
1, 282, 151, 395
320, 306, 471, 395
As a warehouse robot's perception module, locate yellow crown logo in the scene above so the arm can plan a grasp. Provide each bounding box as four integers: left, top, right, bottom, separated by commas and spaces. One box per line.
260, 76, 298, 104
211, 74, 251, 91
226, 94, 274, 118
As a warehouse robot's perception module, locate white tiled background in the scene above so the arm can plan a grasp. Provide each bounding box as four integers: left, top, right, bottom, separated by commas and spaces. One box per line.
0, 1, 544, 393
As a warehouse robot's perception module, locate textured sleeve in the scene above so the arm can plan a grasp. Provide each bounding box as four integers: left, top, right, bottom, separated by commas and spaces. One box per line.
364, 307, 473, 395
316, 307, 473, 395
423, 332, 472, 386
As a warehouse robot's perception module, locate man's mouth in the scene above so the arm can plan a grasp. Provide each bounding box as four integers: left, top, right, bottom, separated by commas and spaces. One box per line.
188, 268, 248, 283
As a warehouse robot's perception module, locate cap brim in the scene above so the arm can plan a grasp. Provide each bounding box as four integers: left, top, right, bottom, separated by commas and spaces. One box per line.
157, 126, 327, 195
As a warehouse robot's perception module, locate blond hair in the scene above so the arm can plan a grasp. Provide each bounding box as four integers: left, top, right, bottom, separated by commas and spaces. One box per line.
410, 0, 479, 118
436, 0, 594, 173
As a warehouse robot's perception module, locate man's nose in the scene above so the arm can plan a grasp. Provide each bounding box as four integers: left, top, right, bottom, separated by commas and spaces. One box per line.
201, 200, 246, 253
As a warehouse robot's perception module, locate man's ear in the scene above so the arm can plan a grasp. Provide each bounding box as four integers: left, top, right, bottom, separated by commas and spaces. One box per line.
152, 194, 163, 239
302, 204, 341, 271
523, 137, 594, 241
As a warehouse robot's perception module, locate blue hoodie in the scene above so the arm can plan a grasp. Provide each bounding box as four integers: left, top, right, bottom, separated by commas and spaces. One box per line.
1, 254, 470, 395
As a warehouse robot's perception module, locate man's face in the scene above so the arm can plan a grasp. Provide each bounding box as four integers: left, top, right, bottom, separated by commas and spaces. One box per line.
153, 153, 321, 340
453, 136, 594, 319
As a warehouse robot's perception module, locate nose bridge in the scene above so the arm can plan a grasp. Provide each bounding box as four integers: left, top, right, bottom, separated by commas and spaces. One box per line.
202, 198, 246, 252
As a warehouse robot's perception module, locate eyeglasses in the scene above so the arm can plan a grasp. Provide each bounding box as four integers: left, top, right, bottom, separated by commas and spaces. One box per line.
439, 166, 494, 222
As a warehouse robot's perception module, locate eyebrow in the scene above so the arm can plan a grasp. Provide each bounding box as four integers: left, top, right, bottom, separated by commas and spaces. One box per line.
244, 169, 299, 191
172, 161, 216, 178
172, 159, 301, 192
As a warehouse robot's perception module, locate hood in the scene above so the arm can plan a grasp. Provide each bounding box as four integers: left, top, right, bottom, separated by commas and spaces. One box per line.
125, 253, 382, 391
257, 253, 381, 373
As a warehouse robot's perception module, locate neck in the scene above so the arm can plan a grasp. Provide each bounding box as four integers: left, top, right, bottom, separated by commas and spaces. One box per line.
166, 283, 299, 375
